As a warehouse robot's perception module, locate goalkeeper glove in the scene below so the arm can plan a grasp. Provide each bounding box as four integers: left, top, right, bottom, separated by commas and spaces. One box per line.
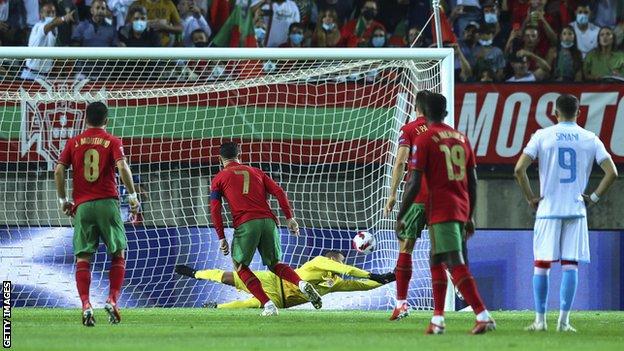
369, 272, 396, 284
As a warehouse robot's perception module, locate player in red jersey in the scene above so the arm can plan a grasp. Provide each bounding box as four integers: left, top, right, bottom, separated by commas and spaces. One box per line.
384, 90, 431, 320
210, 142, 322, 316
396, 93, 495, 335
55, 102, 139, 327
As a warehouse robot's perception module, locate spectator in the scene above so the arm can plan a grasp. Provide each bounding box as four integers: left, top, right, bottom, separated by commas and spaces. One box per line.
20, 1, 76, 81
118, 5, 161, 47
368, 27, 387, 48
583, 26, 624, 81
314, 8, 340, 47
0, 0, 11, 45
254, 17, 268, 47
316, 0, 354, 24
108, 0, 135, 29
450, 42, 474, 82
177, 0, 211, 47
482, 0, 507, 48
293, 0, 313, 27
458, 22, 479, 67
405, 26, 425, 47
570, 2, 600, 58
6, 0, 29, 45
506, 52, 538, 82
72, 0, 118, 47
474, 25, 506, 81
24, 0, 40, 31
546, 25, 583, 81
479, 68, 496, 82
263, 0, 300, 47
449, 0, 482, 36
407, 0, 432, 45
518, 0, 558, 51
506, 24, 549, 72
190, 28, 208, 47
514, 48, 551, 80
134, 0, 183, 47
279, 22, 305, 47
340, 0, 385, 47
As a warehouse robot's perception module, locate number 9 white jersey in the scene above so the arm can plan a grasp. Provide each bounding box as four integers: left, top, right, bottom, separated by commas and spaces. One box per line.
523, 121, 611, 219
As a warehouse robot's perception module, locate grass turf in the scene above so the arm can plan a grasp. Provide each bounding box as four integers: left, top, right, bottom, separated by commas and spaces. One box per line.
11, 309, 624, 351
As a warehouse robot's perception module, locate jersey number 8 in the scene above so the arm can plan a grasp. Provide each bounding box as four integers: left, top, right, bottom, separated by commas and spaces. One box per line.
83, 149, 100, 182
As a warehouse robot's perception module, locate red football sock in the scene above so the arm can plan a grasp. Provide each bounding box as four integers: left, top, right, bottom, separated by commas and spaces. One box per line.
451, 264, 485, 315
272, 262, 302, 286
75, 261, 91, 309
430, 264, 447, 316
395, 252, 412, 301
109, 256, 126, 304
238, 266, 270, 306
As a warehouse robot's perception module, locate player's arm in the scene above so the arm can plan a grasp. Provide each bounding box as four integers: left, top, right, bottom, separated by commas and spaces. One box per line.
583, 154, 618, 206
217, 298, 262, 309
263, 172, 299, 236
308, 256, 371, 278
514, 153, 541, 210
384, 145, 410, 216
116, 158, 140, 214
466, 166, 478, 235
54, 163, 73, 216
210, 179, 229, 255
396, 169, 422, 230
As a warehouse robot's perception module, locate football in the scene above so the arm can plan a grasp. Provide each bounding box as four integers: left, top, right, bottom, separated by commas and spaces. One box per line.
352, 231, 376, 254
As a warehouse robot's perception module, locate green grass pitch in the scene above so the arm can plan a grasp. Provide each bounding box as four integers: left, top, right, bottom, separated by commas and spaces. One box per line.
11, 309, 624, 351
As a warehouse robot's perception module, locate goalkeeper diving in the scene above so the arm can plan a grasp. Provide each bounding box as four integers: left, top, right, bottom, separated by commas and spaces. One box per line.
175, 250, 396, 309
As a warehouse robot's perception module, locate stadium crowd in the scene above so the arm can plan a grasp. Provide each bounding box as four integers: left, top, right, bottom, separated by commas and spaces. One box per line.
0, 0, 623, 82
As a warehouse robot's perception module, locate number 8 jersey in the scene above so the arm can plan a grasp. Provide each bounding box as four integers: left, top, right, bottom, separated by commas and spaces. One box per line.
523, 121, 611, 219
414, 122, 476, 225
58, 127, 125, 208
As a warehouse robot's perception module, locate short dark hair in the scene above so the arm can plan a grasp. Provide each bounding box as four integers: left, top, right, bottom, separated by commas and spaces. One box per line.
556, 94, 579, 119
40, 1, 56, 11
86, 102, 108, 126
414, 90, 431, 116
323, 250, 345, 259
288, 22, 303, 33
220, 142, 239, 160
127, 5, 147, 20
424, 93, 448, 122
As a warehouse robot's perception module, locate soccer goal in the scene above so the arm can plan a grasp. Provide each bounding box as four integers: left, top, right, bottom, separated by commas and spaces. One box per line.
0, 47, 454, 310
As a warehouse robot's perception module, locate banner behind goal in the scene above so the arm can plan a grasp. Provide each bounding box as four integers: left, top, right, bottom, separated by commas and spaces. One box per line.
0, 48, 454, 309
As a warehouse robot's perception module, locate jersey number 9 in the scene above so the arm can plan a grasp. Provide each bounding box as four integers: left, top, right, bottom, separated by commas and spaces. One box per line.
558, 147, 577, 183
439, 145, 466, 181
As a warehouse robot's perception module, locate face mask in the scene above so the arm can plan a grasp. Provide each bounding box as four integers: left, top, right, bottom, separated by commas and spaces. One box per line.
322, 23, 335, 31
576, 13, 589, 25
104, 18, 113, 26
290, 33, 304, 45
133, 20, 147, 32
194, 41, 208, 47
254, 27, 266, 40
561, 40, 574, 48
371, 36, 385, 47
43, 17, 55, 24
484, 13, 498, 24
479, 38, 493, 46
362, 9, 376, 21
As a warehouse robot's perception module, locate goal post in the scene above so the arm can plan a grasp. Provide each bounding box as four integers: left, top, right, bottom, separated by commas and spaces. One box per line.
0, 47, 454, 310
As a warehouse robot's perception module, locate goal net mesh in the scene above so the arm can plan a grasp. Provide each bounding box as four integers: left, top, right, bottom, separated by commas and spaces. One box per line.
0, 52, 446, 309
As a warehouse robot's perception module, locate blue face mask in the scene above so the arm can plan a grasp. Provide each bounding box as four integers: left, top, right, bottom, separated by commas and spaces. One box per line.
133, 20, 147, 32
371, 36, 385, 47
322, 23, 335, 31
254, 27, 266, 40
290, 33, 304, 45
484, 13, 498, 24
576, 13, 589, 25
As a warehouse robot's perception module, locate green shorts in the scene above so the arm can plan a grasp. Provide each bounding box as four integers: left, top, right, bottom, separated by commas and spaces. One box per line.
429, 221, 465, 255
398, 203, 426, 240
72, 198, 126, 256
232, 218, 282, 267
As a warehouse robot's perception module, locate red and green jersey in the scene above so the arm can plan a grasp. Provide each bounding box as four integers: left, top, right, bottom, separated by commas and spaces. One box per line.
210, 162, 294, 240
414, 123, 476, 224
398, 117, 428, 204
57, 128, 125, 208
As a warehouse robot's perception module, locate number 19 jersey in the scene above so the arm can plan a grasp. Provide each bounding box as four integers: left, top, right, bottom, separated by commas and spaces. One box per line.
523, 122, 611, 219
58, 128, 125, 208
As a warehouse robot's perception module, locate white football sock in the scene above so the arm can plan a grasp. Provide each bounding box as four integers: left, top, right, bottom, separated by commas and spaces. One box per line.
476, 310, 491, 322
558, 310, 570, 325
431, 315, 445, 325
396, 299, 407, 308
535, 313, 546, 324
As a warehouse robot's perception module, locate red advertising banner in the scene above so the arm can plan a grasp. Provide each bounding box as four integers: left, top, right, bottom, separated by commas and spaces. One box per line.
454, 84, 624, 164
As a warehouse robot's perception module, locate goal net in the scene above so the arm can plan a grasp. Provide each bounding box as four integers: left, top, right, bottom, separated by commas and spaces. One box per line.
0, 47, 454, 310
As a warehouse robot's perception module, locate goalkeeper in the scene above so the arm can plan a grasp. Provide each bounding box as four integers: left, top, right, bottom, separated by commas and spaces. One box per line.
175, 251, 395, 309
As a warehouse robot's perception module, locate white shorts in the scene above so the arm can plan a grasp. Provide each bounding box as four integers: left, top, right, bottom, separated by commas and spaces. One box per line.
533, 217, 590, 263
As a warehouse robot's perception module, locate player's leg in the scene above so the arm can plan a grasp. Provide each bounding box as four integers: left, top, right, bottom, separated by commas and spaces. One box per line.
97, 199, 128, 324
259, 219, 322, 309
557, 217, 588, 332
526, 219, 560, 331
433, 222, 494, 334
72, 201, 99, 327
176, 264, 231, 285
231, 220, 276, 315
391, 203, 425, 320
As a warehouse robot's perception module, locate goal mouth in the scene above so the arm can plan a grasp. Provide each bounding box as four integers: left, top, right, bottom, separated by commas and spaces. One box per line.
1, 47, 453, 310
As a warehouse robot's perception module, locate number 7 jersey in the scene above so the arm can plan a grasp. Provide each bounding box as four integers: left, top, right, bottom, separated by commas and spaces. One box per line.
57, 127, 125, 208
414, 123, 476, 225
523, 121, 611, 219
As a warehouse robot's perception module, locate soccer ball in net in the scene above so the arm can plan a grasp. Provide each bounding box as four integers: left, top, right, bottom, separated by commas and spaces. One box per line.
352, 231, 376, 254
